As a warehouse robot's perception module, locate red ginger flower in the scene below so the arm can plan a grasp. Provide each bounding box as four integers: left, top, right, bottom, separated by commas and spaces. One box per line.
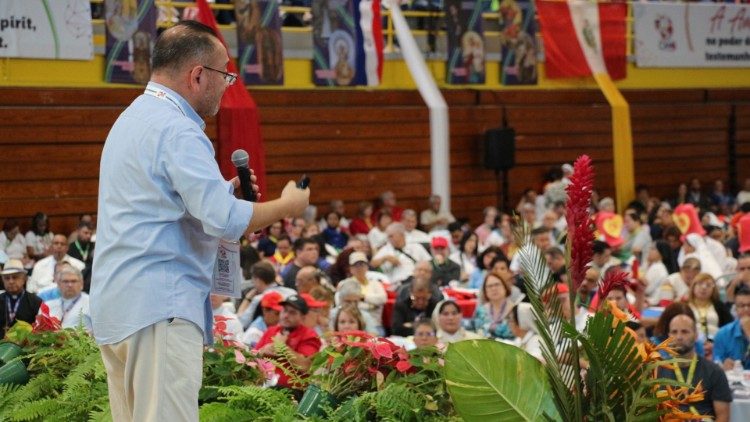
597, 268, 629, 305
566, 155, 595, 290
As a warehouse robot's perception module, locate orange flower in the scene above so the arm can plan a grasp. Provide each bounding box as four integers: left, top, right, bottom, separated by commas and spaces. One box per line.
637, 337, 677, 362
606, 300, 630, 323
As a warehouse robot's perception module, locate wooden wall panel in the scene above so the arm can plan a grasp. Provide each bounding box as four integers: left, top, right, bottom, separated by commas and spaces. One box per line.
0, 87, 747, 237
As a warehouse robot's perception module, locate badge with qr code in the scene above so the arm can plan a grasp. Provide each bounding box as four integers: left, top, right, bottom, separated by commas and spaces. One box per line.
211, 239, 242, 298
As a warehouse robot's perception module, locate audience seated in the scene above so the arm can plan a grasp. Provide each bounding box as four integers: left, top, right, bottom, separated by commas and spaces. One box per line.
412, 318, 439, 349
657, 313, 731, 420
281, 237, 321, 288
241, 291, 283, 347
237, 261, 296, 329
210, 294, 244, 342
449, 231, 478, 286
333, 304, 367, 332
508, 303, 542, 361
45, 265, 91, 331
434, 300, 481, 344
349, 201, 374, 236
0, 259, 43, 339
419, 194, 455, 233
1, 219, 28, 263
713, 286, 750, 370
472, 273, 515, 339
27, 234, 85, 294
25, 212, 54, 263
254, 295, 321, 389
687, 273, 733, 342
322, 211, 348, 250
401, 209, 430, 245
429, 237, 461, 287
367, 211, 392, 252
391, 277, 440, 337
337, 252, 387, 334
371, 222, 431, 290
66, 221, 95, 292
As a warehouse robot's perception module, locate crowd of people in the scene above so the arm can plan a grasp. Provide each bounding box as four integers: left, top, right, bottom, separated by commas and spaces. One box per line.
5, 166, 750, 418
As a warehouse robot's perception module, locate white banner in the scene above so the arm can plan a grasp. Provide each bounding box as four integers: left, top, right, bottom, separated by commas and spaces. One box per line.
634, 3, 750, 68
0, 0, 93, 60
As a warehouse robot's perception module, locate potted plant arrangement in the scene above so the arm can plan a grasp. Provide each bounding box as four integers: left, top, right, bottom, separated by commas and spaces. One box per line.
297, 330, 413, 416
443, 155, 706, 421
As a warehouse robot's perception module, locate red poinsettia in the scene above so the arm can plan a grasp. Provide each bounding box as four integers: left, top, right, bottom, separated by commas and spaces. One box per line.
565, 155, 595, 290
309, 331, 414, 398
32, 303, 62, 333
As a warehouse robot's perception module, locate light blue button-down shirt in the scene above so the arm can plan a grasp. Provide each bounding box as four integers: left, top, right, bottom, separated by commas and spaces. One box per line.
91, 82, 253, 345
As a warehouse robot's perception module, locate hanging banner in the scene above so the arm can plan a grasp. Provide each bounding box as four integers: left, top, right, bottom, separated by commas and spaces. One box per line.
498, 0, 537, 85
634, 3, 750, 68
312, 0, 358, 86
104, 0, 157, 84
445, 0, 485, 84
235, 0, 284, 85
0, 0, 93, 60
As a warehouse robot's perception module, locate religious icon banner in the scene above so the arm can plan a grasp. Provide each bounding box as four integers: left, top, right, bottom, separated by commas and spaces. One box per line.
498, 0, 538, 85
104, 0, 157, 84
235, 0, 284, 85
444, 0, 485, 84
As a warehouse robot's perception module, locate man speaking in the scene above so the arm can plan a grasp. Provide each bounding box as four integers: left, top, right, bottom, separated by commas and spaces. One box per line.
91, 21, 309, 421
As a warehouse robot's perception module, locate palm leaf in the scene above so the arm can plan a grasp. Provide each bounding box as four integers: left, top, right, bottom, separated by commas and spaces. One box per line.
515, 228, 579, 421
444, 339, 560, 421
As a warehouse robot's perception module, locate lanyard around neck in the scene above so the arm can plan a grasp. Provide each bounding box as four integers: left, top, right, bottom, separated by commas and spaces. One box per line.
74, 240, 90, 261
5, 292, 24, 325
673, 355, 700, 416
144, 86, 186, 116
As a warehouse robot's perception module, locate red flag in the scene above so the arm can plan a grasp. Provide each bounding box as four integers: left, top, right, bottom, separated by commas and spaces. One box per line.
195, 0, 267, 198
536, 0, 626, 80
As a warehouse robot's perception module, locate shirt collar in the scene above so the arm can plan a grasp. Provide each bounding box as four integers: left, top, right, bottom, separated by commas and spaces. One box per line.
145, 82, 206, 130
732, 320, 747, 339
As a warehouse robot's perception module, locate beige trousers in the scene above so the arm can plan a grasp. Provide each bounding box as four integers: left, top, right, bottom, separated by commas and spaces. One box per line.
100, 318, 203, 422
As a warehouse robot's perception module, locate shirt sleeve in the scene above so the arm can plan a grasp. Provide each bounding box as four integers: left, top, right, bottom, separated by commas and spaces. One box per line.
296, 333, 322, 356
707, 363, 733, 403
711, 328, 729, 362
161, 126, 253, 241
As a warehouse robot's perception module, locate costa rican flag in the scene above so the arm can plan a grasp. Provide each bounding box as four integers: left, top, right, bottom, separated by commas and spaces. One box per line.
536, 0, 627, 80
354, 0, 383, 86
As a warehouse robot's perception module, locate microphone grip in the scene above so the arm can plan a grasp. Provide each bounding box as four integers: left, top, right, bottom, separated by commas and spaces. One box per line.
237, 166, 256, 202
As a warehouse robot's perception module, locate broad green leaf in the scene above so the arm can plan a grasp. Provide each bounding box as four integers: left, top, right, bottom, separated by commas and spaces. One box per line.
444, 339, 561, 421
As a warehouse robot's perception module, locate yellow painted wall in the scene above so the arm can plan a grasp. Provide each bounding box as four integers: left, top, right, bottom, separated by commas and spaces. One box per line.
3, 54, 750, 90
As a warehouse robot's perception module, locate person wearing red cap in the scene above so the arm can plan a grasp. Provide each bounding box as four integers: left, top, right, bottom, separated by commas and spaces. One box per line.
430, 237, 461, 287
254, 295, 321, 389
240, 291, 283, 347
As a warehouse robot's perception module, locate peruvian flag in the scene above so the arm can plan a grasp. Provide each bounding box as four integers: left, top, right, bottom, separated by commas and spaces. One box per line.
354, 0, 384, 86
536, 0, 627, 80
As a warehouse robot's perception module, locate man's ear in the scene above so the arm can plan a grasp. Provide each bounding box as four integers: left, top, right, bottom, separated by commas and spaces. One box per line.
187, 65, 203, 92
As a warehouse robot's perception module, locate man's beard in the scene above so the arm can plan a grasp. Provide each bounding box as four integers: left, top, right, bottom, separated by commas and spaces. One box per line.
673, 343, 693, 356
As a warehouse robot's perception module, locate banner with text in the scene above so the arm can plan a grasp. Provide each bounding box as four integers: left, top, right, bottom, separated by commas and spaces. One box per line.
0, 0, 93, 60
235, 0, 284, 85
104, 0, 157, 84
634, 3, 750, 68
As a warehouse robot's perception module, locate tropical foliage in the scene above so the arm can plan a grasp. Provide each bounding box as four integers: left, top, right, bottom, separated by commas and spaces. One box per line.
442, 155, 704, 422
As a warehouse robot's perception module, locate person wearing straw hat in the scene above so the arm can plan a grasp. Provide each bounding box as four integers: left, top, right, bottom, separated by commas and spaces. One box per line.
1, 259, 43, 338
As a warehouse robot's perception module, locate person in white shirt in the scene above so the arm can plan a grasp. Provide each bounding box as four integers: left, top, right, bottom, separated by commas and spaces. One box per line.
419, 195, 456, 233
27, 234, 85, 293
210, 294, 244, 342
336, 252, 387, 334
401, 209, 430, 245
371, 222, 431, 290
508, 302, 542, 361
25, 212, 54, 262
368, 212, 393, 253
45, 265, 92, 331
1, 219, 28, 261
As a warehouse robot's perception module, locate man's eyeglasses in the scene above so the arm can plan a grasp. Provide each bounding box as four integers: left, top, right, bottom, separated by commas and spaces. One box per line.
202, 65, 237, 85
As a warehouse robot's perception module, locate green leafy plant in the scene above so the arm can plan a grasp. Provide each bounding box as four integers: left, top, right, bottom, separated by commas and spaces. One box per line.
198, 385, 298, 421
0, 327, 111, 422
443, 156, 703, 422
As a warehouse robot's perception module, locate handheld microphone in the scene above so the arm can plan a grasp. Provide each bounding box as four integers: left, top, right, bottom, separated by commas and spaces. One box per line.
231, 149, 256, 202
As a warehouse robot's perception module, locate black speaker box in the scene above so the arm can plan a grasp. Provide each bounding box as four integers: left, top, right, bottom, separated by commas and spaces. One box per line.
483, 128, 516, 171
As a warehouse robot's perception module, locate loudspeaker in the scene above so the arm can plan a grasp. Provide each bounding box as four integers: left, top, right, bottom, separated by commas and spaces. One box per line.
483, 128, 516, 171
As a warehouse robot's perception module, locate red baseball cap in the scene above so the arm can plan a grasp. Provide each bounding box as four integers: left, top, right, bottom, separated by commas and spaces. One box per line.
301, 293, 328, 308
431, 236, 449, 248
260, 291, 283, 312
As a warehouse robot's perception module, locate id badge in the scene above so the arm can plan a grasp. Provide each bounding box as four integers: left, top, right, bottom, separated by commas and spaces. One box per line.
211, 239, 242, 298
